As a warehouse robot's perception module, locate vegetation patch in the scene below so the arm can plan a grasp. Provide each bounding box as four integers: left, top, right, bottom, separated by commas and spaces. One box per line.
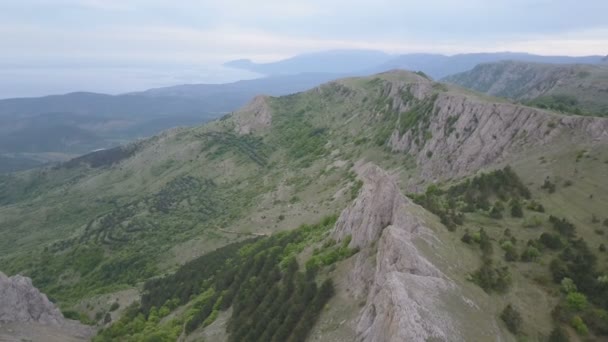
95, 215, 354, 342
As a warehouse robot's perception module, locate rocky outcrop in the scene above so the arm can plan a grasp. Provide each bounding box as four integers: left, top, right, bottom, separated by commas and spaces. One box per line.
0, 271, 93, 341
332, 163, 491, 342
389, 92, 608, 182
0, 271, 64, 325
233, 95, 272, 135
332, 163, 408, 249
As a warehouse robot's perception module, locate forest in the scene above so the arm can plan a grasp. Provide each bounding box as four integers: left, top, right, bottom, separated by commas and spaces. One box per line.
94, 215, 355, 341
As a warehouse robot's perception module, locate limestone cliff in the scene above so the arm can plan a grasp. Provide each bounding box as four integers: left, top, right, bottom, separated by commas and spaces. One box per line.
388, 87, 608, 182
0, 271, 93, 341
331, 163, 508, 342
0, 271, 64, 325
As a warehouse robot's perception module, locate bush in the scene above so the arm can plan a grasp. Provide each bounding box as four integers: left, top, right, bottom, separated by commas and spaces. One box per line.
520, 246, 540, 262
489, 205, 504, 219
549, 216, 576, 237
566, 292, 588, 311
500, 304, 522, 334
523, 215, 543, 228
548, 326, 569, 342
542, 179, 556, 193
527, 200, 545, 212
501, 241, 518, 262
510, 199, 523, 218
539, 233, 563, 250
570, 316, 588, 336
583, 308, 608, 335
560, 278, 577, 293
461, 230, 472, 244
472, 261, 511, 293
110, 302, 120, 312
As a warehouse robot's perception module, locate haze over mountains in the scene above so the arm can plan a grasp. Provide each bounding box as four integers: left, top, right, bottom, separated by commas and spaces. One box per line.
225, 50, 606, 79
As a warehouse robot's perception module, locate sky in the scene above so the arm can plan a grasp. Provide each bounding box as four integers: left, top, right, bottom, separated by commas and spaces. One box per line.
1, 0, 607, 98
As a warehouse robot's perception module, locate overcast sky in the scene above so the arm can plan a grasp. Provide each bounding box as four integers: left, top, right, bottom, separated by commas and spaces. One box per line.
1, 0, 607, 97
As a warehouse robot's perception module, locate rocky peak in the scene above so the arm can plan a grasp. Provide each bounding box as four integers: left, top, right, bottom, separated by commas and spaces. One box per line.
0, 271, 64, 325
233, 95, 272, 135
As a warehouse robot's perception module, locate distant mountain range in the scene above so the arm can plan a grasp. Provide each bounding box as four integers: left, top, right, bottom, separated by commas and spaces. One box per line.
224, 50, 392, 75
225, 50, 605, 79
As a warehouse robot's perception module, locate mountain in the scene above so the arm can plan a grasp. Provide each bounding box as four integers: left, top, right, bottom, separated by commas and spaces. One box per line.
0, 73, 341, 173
1, 70, 607, 341
224, 50, 392, 75
376, 52, 605, 79
443, 61, 608, 116
225, 50, 605, 79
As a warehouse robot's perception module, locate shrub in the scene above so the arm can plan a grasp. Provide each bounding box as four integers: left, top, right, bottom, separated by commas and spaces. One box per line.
523, 215, 543, 228
510, 199, 523, 218
600, 243, 606, 252
472, 261, 510, 293
570, 316, 588, 336
110, 302, 120, 312
560, 278, 577, 293
548, 326, 569, 342
542, 179, 556, 193
527, 200, 545, 212
549, 216, 576, 237
539, 233, 563, 250
520, 246, 540, 262
501, 241, 518, 262
489, 205, 504, 219
566, 292, 588, 311
500, 304, 522, 334
583, 308, 608, 335
461, 229, 472, 244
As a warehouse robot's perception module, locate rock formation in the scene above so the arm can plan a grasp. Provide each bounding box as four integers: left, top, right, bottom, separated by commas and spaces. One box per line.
331, 163, 503, 341
0, 271, 64, 325
233, 95, 272, 135
0, 271, 93, 341
388, 85, 608, 182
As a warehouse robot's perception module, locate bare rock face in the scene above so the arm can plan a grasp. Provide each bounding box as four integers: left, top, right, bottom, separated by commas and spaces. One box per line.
332, 163, 491, 342
0, 271, 93, 341
332, 163, 406, 249
233, 95, 272, 135
0, 271, 64, 325
389, 92, 608, 182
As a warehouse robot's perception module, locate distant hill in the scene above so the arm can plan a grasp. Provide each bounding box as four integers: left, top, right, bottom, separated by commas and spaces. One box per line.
0, 73, 341, 172
376, 52, 604, 79
226, 50, 605, 79
443, 61, 608, 116
224, 50, 392, 75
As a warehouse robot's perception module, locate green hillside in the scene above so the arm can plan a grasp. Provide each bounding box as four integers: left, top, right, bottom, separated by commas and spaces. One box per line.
443, 61, 608, 117
1, 70, 607, 341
